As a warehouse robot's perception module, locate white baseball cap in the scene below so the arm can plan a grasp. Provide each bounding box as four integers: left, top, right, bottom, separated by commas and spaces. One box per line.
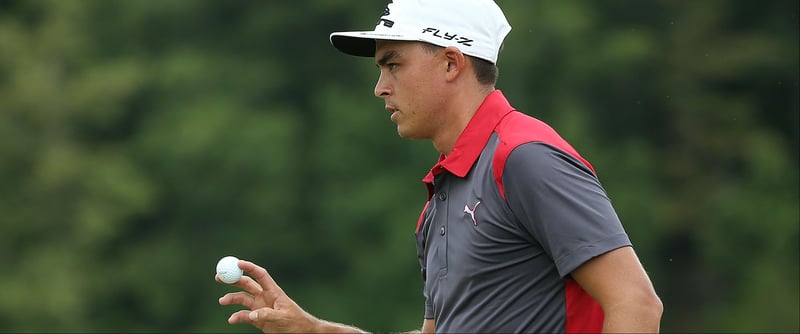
330, 0, 512, 64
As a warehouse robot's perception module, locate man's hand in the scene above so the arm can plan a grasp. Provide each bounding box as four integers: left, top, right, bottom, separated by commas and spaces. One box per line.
217, 259, 365, 333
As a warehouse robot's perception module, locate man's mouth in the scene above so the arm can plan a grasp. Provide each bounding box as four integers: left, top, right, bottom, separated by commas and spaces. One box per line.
386, 105, 399, 120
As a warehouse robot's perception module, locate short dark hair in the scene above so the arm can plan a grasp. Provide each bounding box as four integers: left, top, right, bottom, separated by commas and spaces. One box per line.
421, 43, 498, 86
469, 56, 499, 86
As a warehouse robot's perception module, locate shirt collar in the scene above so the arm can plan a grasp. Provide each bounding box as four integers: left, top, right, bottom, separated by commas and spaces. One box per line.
422, 90, 515, 185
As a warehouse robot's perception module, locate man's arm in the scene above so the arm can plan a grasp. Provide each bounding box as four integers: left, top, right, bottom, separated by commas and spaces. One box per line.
312, 318, 432, 334
421, 319, 434, 333
571, 246, 663, 333
389, 319, 433, 334
311, 319, 368, 333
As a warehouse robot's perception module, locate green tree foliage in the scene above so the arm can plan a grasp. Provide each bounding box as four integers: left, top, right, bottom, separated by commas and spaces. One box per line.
0, 0, 797, 332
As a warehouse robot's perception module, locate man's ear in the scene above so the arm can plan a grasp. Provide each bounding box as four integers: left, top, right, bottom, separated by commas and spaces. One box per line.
442, 46, 467, 82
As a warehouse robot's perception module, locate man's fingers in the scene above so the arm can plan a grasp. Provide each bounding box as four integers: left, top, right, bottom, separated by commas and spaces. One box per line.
219, 291, 256, 308
227, 307, 274, 325
247, 307, 273, 322
214, 270, 264, 296
238, 260, 283, 295
229, 274, 264, 295
226, 309, 253, 324
217, 260, 287, 330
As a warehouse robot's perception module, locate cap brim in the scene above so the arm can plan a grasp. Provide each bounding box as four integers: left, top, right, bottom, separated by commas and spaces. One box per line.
330, 31, 418, 58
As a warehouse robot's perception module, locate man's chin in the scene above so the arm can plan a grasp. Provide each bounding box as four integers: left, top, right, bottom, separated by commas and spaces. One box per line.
396, 127, 415, 140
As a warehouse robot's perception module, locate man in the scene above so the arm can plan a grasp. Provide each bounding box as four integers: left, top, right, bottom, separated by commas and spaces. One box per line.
217, 0, 663, 332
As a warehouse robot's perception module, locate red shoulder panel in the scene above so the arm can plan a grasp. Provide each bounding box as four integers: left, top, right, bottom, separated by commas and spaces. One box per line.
491, 111, 595, 200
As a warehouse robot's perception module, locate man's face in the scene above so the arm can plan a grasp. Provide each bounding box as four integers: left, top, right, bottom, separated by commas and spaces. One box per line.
374, 40, 447, 140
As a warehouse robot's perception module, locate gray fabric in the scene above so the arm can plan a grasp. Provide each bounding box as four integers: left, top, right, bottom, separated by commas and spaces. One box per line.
418, 135, 630, 333
503, 142, 632, 278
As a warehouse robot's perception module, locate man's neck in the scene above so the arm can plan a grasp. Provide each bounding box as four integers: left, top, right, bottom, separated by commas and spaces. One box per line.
432, 86, 495, 156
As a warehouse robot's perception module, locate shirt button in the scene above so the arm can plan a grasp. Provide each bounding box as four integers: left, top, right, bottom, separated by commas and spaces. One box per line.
438, 192, 447, 201
440, 226, 446, 236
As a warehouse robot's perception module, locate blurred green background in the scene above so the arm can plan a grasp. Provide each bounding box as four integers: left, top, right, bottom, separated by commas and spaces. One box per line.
0, 0, 797, 332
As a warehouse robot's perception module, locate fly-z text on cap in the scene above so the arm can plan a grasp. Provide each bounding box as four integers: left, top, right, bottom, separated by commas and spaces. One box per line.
422, 27, 474, 46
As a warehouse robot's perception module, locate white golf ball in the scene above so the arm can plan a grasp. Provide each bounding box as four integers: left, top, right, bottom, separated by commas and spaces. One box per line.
216, 256, 243, 284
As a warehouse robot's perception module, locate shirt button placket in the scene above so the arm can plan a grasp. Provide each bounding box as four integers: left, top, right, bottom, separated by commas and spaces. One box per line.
437, 192, 447, 235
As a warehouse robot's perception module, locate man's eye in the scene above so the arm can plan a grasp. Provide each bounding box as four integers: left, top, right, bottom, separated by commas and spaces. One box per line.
388, 63, 398, 70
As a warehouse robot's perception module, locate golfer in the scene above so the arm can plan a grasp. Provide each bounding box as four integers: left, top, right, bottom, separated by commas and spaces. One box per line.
218, 0, 663, 332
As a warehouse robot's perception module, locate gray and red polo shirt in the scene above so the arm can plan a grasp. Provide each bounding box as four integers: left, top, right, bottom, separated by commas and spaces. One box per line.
415, 90, 631, 333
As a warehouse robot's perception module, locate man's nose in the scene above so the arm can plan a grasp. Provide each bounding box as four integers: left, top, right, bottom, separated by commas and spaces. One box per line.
374, 72, 391, 98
